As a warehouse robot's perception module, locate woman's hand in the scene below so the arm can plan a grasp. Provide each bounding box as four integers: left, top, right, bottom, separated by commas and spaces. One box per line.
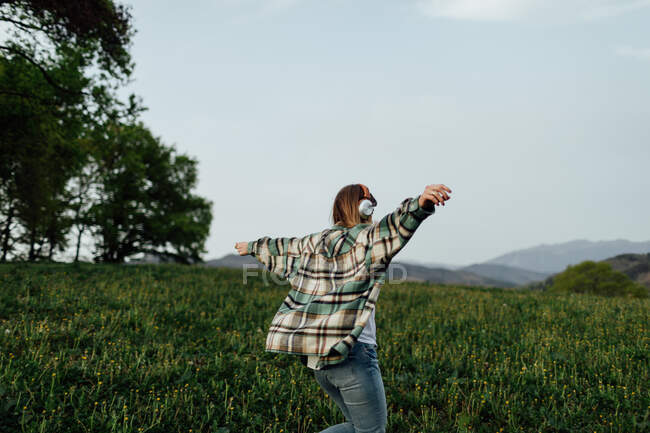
235, 242, 249, 256
419, 184, 452, 209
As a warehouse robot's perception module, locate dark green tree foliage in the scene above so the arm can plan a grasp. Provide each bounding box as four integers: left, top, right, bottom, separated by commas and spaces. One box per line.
0, 0, 134, 261
90, 122, 213, 264
0, 0, 142, 127
0, 1, 214, 264
0, 0, 133, 82
0, 53, 87, 260
550, 261, 648, 298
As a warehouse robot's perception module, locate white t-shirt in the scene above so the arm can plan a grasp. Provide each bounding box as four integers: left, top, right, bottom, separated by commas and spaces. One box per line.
357, 307, 376, 345
306, 308, 376, 369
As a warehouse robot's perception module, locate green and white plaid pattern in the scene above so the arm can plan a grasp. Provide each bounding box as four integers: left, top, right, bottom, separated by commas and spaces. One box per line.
247, 195, 435, 369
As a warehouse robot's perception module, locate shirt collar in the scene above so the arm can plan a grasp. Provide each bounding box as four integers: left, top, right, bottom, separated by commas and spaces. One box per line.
331, 223, 370, 230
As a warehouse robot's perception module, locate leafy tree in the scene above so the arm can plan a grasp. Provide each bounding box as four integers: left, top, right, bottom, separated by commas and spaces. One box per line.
0, 0, 139, 261
0, 1, 143, 134
0, 1, 214, 264
0, 0, 133, 89
89, 122, 213, 263
550, 261, 648, 298
0, 53, 87, 260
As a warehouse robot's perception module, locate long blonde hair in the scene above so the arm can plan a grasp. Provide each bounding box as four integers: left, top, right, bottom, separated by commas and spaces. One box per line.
331, 184, 377, 228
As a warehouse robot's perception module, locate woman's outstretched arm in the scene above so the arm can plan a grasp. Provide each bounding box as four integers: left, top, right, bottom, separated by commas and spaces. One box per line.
235, 234, 314, 279
367, 184, 451, 265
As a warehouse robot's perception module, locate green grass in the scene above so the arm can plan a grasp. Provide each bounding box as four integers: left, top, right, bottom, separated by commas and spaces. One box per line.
0, 263, 648, 432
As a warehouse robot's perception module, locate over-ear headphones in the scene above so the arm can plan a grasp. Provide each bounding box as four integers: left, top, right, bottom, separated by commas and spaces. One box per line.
358, 184, 376, 217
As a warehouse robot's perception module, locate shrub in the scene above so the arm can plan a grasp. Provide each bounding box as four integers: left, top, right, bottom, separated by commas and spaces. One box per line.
550, 261, 648, 298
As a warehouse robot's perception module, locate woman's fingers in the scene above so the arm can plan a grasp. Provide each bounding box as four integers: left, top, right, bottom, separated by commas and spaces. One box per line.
430, 185, 451, 200
433, 188, 450, 201
428, 188, 448, 202
426, 191, 441, 205
431, 184, 451, 194
433, 185, 451, 199
422, 184, 452, 208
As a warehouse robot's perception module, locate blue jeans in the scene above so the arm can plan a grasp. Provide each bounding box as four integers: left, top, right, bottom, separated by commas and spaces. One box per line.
313, 342, 387, 433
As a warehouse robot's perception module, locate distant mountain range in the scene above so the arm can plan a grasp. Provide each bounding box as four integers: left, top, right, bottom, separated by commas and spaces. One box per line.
385, 261, 511, 287
459, 264, 548, 286
485, 239, 650, 274
202, 239, 650, 288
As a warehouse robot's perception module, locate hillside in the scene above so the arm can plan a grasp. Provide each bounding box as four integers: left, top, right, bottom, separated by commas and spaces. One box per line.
460, 263, 549, 286
486, 239, 650, 274
602, 253, 650, 288
386, 262, 511, 287
0, 263, 647, 432
528, 253, 650, 294
204, 254, 261, 269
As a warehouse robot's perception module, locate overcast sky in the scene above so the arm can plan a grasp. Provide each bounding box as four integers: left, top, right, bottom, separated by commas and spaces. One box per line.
120, 0, 650, 266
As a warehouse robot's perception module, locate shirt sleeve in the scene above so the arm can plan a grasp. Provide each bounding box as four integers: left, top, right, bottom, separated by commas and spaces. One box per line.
247, 234, 313, 279
367, 195, 435, 266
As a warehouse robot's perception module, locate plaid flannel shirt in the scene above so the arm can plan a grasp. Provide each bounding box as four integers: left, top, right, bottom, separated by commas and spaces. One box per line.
247, 194, 435, 370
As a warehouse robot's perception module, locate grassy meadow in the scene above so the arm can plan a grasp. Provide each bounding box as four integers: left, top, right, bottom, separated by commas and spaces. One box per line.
0, 263, 648, 433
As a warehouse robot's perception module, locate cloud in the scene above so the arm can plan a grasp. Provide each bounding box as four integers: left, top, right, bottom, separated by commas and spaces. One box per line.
415, 0, 650, 21
615, 45, 650, 60
416, 0, 534, 21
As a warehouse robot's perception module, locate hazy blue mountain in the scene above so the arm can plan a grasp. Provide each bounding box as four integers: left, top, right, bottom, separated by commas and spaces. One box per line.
386, 262, 512, 287
460, 263, 549, 286
485, 239, 650, 274
404, 260, 462, 270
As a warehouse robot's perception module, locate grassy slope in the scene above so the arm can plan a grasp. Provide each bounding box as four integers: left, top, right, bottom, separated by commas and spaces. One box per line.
604, 253, 650, 288
0, 263, 648, 433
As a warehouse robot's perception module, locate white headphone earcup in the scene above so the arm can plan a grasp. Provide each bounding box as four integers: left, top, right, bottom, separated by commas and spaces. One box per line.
359, 199, 375, 216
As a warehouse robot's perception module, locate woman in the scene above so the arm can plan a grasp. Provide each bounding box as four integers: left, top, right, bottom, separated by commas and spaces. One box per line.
235, 183, 451, 433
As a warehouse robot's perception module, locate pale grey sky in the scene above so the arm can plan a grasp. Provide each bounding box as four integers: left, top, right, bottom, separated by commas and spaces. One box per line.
120, 0, 650, 265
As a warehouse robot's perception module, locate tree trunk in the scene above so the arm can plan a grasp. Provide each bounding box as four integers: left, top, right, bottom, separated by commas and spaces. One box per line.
28, 226, 36, 261
1, 205, 14, 262
74, 225, 85, 262
48, 237, 54, 260
35, 238, 43, 260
